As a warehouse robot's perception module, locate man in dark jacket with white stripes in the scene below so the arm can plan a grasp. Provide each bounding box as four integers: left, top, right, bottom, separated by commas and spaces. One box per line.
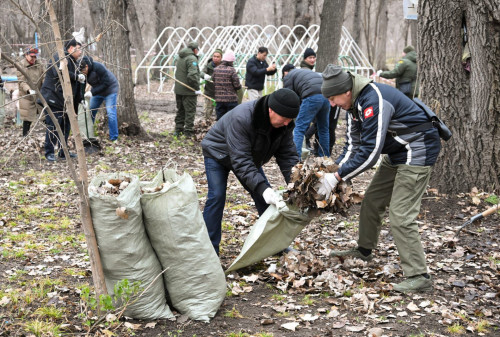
282, 65, 331, 158
318, 65, 441, 293
201, 88, 300, 255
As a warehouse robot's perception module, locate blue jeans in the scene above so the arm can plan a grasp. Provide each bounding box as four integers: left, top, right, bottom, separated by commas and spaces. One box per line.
203, 156, 269, 254
44, 109, 71, 157
90, 93, 118, 140
293, 94, 330, 158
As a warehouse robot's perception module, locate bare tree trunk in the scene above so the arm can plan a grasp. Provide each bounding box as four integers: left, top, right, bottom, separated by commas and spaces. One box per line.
402, 20, 410, 48
232, 0, 247, 26
316, 0, 347, 73
362, 0, 374, 63
352, 0, 362, 43
374, 0, 388, 70
38, 0, 73, 58
88, 0, 145, 137
419, 0, 500, 193
409, 19, 418, 51
53, 0, 74, 42
126, 0, 147, 84
294, 0, 314, 41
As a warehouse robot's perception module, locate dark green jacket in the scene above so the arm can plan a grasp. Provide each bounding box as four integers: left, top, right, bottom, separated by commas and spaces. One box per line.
300, 60, 314, 70
380, 50, 418, 97
174, 47, 200, 96
202, 59, 217, 98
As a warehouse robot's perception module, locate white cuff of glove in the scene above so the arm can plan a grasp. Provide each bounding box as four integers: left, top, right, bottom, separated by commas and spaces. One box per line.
194, 90, 202, 95
262, 188, 280, 205
28, 89, 36, 95
204, 74, 211, 81
84, 91, 92, 99
77, 74, 86, 83
316, 173, 339, 199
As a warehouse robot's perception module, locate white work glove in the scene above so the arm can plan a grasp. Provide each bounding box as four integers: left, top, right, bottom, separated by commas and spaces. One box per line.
315, 173, 339, 199
262, 188, 280, 205
82, 100, 89, 109
84, 91, 92, 99
204, 74, 211, 81
376, 70, 383, 77
194, 90, 202, 95
28, 89, 36, 95
77, 73, 86, 83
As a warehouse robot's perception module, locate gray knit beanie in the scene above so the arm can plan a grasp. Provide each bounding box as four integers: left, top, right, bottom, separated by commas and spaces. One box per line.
321, 64, 353, 97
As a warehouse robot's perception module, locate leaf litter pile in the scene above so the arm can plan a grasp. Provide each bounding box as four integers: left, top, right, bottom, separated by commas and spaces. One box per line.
284, 156, 363, 213
90, 177, 131, 196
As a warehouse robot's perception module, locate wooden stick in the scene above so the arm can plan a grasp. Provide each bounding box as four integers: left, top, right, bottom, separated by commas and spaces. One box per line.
160, 71, 215, 102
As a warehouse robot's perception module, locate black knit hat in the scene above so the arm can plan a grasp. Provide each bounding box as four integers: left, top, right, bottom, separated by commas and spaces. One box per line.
268, 88, 300, 119
304, 48, 316, 59
321, 64, 353, 97
282, 64, 295, 78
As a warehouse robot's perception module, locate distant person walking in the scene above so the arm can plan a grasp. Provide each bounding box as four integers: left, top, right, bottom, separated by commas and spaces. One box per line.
244, 47, 276, 101
174, 41, 201, 138
378, 46, 418, 98
17, 47, 44, 137
213, 50, 241, 120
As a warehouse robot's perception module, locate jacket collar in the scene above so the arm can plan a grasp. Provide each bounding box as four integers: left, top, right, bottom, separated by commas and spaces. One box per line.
252, 95, 271, 131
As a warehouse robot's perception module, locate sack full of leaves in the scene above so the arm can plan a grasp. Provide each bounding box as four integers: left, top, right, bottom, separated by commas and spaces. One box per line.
140, 167, 226, 322
283, 156, 363, 213
226, 199, 313, 273
88, 173, 174, 320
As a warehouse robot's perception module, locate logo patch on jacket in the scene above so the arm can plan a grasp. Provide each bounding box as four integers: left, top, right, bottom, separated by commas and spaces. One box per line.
192, 62, 198, 66
364, 106, 374, 119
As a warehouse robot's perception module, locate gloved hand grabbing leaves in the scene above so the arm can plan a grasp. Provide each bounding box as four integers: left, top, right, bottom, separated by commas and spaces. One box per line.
77, 74, 86, 83
315, 172, 339, 199
262, 188, 281, 205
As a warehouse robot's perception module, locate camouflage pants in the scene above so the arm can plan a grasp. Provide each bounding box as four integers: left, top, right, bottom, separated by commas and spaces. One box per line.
204, 98, 215, 120
174, 94, 197, 135
358, 155, 431, 277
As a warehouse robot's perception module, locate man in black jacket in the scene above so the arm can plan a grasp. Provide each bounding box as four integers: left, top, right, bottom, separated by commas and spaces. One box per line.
201, 88, 300, 255
80, 58, 119, 141
244, 47, 277, 101
40, 39, 84, 162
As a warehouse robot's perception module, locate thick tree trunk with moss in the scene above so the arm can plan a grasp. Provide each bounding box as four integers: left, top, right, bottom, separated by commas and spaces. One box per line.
418, 0, 500, 193
316, 0, 347, 72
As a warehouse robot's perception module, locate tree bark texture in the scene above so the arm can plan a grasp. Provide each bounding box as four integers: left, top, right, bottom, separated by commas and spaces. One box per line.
351, 0, 362, 43
373, 0, 387, 70
126, 0, 147, 84
316, 0, 347, 73
39, 0, 74, 58
232, 0, 247, 26
89, 0, 144, 137
419, 0, 500, 193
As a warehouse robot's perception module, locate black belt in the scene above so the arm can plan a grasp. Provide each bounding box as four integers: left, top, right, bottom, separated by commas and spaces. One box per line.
387, 121, 436, 137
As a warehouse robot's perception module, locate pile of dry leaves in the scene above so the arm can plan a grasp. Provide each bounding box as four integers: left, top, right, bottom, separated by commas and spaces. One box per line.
284, 157, 363, 213
193, 119, 215, 142
91, 177, 131, 196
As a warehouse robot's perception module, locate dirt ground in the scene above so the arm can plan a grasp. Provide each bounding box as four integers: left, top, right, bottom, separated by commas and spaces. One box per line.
0, 84, 499, 337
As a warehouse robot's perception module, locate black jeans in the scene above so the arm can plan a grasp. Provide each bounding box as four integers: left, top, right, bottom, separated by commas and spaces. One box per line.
215, 101, 238, 120
44, 109, 71, 157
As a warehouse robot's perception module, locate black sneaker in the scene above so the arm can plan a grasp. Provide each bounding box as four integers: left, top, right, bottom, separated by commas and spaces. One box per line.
58, 152, 77, 159
45, 153, 56, 162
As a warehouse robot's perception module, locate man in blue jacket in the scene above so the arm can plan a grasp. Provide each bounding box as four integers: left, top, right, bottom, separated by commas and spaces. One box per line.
318, 65, 441, 293
80, 58, 119, 141
245, 47, 277, 101
201, 88, 300, 255
40, 39, 84, 162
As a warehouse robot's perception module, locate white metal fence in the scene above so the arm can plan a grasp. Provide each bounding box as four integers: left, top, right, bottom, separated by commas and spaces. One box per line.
135, 24, 374, 93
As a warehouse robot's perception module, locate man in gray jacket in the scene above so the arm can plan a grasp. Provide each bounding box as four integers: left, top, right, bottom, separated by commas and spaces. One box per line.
201, 88, 300, 255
